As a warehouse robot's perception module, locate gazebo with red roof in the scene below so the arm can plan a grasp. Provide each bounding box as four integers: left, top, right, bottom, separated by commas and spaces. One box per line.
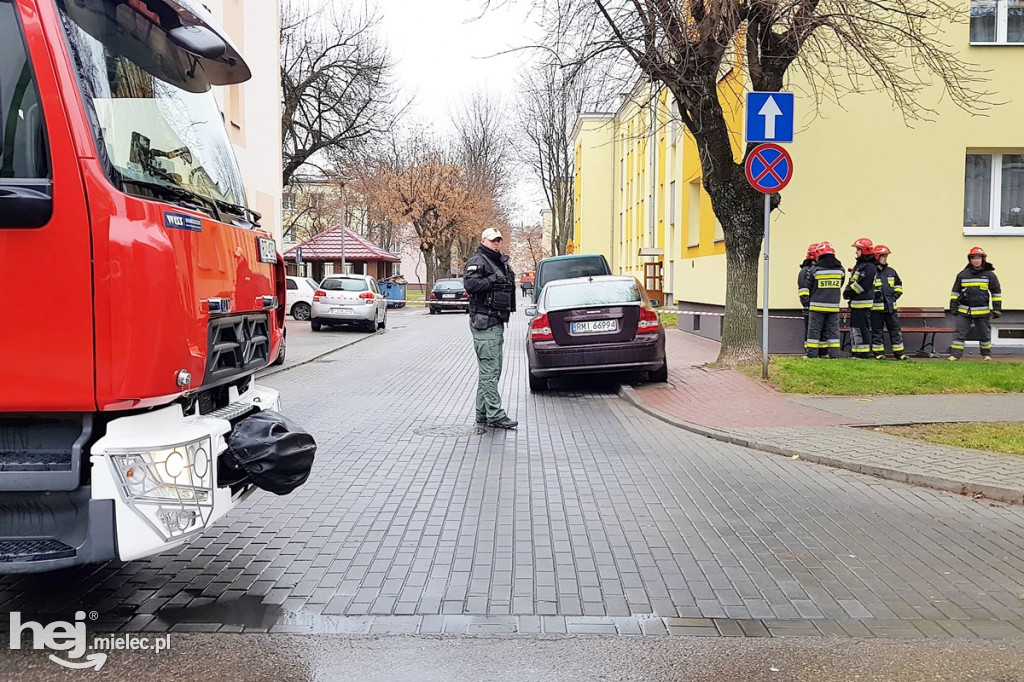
283, 226, 401, 281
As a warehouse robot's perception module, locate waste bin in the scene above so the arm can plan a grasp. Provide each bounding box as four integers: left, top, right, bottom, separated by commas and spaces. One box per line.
380, 276, 407, 309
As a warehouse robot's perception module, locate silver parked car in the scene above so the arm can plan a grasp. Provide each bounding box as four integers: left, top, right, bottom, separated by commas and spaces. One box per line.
311, 274, 388, 332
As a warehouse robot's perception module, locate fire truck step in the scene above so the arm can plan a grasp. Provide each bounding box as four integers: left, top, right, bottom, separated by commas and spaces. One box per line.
0, 538, 76, 563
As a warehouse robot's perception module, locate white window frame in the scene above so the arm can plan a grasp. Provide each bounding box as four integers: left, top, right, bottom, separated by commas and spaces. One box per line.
964, 150, 1024, 236
970, 0, 1024, 45
282, 193, 296, 211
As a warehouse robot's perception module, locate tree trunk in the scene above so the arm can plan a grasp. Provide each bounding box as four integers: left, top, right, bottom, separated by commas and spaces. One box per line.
422, 245, 437, 292
718, 223, 763, 365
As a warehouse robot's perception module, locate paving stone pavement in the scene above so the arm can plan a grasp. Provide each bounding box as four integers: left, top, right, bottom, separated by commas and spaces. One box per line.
3, 309, 1024, 640
630, 329, 1024, 505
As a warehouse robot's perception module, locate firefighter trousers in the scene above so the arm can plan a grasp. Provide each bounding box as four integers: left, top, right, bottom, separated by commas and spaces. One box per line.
950, 314, 992, 358
849, 308, 872, 357
806, 311, 840, 359
870, 311, 905, 357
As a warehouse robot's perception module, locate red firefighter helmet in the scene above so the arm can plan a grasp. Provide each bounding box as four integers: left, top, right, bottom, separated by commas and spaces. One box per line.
852, 238, 874, 254
806, 242, 820, 260
968, 246, 987, 258
873, 244, 891, 256
816, 241, 835, 257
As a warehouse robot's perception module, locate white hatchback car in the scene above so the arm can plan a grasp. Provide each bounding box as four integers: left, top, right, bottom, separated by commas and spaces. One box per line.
286, 276, 318, 321
311, 274, 388, 332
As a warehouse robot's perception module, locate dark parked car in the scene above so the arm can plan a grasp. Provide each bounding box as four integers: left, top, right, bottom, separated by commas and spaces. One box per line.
533, 253, 612, 302
526, 276, 667, 392
428, 278, 469, 314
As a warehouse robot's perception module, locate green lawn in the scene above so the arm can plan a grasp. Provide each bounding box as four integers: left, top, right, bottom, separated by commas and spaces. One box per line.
879, 422, 1024, 456
658, 311, 679, 328
404, 289, 426, 303
741, 357, 1024, 395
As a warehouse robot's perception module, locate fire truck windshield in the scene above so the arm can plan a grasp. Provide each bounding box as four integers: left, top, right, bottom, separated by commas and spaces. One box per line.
58, 0, 248, 213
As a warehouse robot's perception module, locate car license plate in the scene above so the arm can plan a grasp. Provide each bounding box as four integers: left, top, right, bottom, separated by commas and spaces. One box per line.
330, 307, 353, 314
257, 237, 278, 264
443, 294, 456, 299
572, 319, 617, 334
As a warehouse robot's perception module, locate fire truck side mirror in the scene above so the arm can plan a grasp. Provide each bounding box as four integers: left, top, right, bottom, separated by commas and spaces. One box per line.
0, 182, 53, 229
168, 25, 227, 60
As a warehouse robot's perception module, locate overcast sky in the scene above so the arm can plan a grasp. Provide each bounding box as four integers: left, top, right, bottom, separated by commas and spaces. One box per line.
378, 0, 546, 222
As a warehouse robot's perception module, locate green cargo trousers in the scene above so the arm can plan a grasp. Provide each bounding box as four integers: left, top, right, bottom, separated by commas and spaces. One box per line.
471, 323, 507, 422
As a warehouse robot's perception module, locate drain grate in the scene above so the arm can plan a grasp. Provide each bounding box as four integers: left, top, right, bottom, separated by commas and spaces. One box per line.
413, 425, 482, 438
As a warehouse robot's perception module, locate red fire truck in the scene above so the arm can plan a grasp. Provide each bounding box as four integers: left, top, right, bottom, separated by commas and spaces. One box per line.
1, 0, 305, 572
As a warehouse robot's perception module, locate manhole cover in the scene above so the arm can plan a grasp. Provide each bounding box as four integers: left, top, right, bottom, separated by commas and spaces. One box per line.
413, 425, 482, 437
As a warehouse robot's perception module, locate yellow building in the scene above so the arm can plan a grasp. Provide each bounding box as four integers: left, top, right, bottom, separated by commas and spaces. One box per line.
573, 8, 1024, 351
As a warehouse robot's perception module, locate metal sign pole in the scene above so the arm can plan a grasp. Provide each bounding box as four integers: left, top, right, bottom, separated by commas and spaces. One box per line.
762, 193, 771, 380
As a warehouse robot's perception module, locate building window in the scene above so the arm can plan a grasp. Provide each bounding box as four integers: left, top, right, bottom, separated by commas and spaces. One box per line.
687, 181, 700, 247
964, 152, 1024, 233
669, 181, 677, 227
970, 0, 1024, 44
282, 193, 296, 210
308, 193, 321, 209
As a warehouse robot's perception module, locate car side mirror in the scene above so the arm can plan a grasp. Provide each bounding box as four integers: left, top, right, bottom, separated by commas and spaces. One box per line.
168, 25, 227, 59
525, 307, 537, 318
383, 291, 390, 298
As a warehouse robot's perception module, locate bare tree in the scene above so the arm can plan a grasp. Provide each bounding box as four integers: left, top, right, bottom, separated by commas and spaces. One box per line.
280, 0, 397, 187
509, 221, 547, 272
493, 0, 990, 364
355, 134, 494, 290
516, 62, 586, 258
452, 91, 515, 266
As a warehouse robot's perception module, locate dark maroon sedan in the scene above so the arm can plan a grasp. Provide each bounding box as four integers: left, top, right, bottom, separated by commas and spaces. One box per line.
526, 276, 668, 392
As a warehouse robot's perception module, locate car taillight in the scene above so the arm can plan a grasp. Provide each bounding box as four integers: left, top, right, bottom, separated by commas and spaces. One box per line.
637, 308, 660, 333
429, 291, 437, 299
359, 291, 374, 300
462, 291, 468, 297
530, 313, 553, 341
313, 289, 326, 302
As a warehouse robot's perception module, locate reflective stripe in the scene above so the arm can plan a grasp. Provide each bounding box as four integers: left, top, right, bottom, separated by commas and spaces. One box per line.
892, 344, 904, 352
809, 305, 839, 312
992, 296, 1003, 302
827, 341, 841, 348
849, 301, 873, 309
798, 288, 809, 295
805, 341, 821, 348
893, 286, 903, 294
951, 342, 965, 350
871, 344, 885, 352
871, 304, 885, 311
850, 282, 864, 293
815, 269, 845, 277
950, 293, 959, 300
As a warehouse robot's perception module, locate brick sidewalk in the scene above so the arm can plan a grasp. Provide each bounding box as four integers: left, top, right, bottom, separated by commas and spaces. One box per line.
629, 329, 1024, 504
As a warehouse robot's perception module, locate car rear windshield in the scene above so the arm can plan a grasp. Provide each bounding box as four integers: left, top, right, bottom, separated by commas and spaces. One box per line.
545, 280, 641, 309
434, 280, 464, 291
540, 258, 609, 284
322, 278, 368, 292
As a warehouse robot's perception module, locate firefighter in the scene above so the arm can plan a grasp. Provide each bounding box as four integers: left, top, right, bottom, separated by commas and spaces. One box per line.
870, 245, 908, 360
948, 246, 1002, 361
843, 238, 878, 358
805, 242, 845, 359
797, 242, 820, 340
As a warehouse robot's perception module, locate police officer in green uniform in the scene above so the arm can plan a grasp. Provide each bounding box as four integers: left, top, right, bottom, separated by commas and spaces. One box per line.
465, 228, 518, 429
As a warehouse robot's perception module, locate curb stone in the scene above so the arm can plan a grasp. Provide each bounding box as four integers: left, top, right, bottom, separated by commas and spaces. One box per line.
618, 385, 1024, 505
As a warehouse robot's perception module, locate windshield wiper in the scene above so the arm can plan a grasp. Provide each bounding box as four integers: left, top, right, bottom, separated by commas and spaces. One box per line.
113, 169, 224, 222
214, 199, 258, 227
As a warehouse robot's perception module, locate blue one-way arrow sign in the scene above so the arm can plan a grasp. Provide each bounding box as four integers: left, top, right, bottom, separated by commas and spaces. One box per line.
745, 92, 794, 143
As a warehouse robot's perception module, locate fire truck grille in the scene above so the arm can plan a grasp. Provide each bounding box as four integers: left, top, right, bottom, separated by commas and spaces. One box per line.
206, 314, 270, 386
